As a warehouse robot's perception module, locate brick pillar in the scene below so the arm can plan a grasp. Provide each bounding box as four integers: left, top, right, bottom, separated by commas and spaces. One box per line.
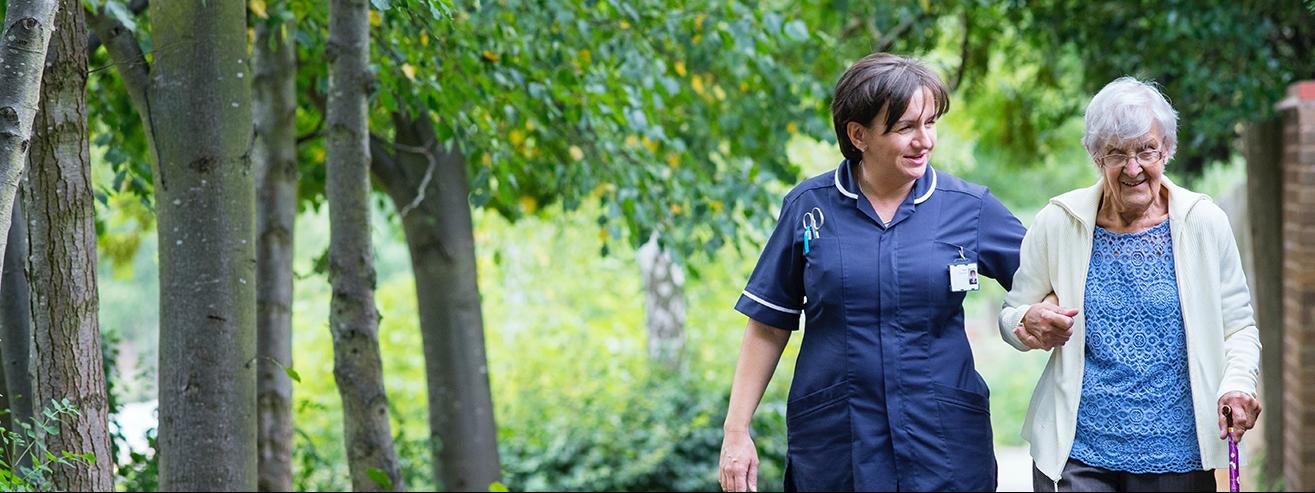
1281, 80, 1315, 492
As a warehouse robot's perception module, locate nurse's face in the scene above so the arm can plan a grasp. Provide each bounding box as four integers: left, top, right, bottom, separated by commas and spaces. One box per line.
850, 87, 937, 181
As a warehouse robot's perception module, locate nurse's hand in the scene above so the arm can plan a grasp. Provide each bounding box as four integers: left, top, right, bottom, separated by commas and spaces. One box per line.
1218, 392, 1261, 442
719, 429, 759, 492
1016, 302, 1078, 350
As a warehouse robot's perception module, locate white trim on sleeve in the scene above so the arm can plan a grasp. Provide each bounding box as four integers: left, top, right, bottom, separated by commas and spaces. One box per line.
741, 290, 802, 314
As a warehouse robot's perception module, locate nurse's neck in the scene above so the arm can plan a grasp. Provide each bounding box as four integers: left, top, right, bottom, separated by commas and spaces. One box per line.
854, 160, 917, 225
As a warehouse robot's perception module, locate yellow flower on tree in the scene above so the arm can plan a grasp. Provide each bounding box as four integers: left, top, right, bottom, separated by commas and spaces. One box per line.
250, 0, 268, 19
519, 196, 538, 214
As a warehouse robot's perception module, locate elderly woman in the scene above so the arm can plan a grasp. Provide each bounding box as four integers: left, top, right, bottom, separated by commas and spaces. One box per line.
719, 52, 1026, 492
998, 77, 1262, 492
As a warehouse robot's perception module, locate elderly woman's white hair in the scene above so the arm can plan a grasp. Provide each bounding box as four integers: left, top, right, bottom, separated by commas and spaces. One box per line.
1081, 76, 1178, 163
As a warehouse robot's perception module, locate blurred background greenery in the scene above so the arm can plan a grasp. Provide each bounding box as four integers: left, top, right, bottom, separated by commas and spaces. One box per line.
65, 0, 1299, 490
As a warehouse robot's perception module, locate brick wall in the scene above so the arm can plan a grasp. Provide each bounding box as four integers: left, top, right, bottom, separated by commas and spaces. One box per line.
1282, 80, 1315, 491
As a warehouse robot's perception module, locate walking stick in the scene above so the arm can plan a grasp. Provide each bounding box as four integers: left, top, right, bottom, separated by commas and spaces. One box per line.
1223, 405, 1240, 492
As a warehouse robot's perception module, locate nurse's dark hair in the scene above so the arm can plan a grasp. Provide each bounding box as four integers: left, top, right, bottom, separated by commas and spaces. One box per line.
831, 52, 950, 163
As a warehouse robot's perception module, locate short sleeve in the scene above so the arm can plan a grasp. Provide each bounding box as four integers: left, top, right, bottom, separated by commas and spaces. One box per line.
734, 195, 805, 330
976, 190, 1026, 290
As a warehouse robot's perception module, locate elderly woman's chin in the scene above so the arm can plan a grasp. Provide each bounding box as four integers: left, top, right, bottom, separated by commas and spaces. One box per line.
1113, 178, 1159, 212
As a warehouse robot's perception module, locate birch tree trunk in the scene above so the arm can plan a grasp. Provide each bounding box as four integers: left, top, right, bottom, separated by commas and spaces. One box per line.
327, 0, 403, 489
0, 0, 59, 283
24, 1, 111, 489
150, 1, 257, 489
253, 15, 297, 493
637, 234, 686, 370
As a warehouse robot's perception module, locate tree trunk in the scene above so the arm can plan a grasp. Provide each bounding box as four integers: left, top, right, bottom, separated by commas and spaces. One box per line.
326, 0, 403, 490
374, 114, 500, 491
1244, 116, 1284, 483
253, 15, 297, 493
637, 234, 686, 370
24, 1, 111, 489
0, 0, 59, 282
150, 1, 257, 490
0, 198, 33, 449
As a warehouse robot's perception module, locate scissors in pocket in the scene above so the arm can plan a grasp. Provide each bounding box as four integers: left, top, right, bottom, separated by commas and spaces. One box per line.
802, 207, 825, 253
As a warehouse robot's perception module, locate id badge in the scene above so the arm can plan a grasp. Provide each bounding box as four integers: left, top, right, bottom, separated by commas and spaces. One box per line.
949, 261, 979, 292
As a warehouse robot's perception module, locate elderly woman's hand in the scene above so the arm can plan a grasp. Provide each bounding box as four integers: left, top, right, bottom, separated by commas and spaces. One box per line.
1218, 392, 1262, 442
719, 429, 759, 492
1015, 296, 1077, 350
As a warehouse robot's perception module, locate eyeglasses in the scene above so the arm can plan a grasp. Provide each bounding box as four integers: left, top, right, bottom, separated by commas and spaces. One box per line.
1096, 149, 1164, 168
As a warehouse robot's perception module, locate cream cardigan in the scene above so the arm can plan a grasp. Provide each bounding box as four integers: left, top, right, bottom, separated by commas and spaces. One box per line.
998, 177, 1262, 482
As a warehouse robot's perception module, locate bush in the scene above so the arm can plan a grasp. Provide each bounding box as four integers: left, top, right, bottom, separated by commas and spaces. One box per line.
499, 368, 788, 492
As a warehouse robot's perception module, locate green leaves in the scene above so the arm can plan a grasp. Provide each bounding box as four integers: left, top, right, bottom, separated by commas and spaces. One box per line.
367, 467, 394, 489
344, 0, 833, 259
0, 400, 97, 491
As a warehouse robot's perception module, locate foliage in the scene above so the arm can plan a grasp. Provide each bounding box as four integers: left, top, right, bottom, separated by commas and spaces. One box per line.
267, 0, 839, 263
999, 0, 1315, 176
499, 368, 786, 492
102, 328, 158, 493
0, 400, 96, 492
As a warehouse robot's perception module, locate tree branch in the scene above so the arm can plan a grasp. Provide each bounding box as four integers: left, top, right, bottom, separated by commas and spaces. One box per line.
85, 0, 147, 54
389, 141, 438, 218
875, 12, 926, 53
86, 4, 151, 119
950, 12, 971, 92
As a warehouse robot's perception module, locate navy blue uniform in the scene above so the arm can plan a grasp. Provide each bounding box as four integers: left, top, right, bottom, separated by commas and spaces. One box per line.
735, 161, 1025, 491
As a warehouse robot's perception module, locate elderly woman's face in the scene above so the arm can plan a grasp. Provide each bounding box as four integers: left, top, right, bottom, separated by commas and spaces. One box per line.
1096, 131, 1167, 216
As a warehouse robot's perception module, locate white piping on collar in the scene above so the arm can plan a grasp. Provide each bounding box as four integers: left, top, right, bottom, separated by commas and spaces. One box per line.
913, 167, 937, 204
834, 164, 859, 199
834, 162, 938, 204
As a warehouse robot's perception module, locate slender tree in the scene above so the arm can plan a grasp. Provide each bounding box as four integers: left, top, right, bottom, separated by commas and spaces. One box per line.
24, 0, 111, 489
0, 0, 59, 282
252, 9, 298, 492
89, 0, 257, 488
371, 114, 499, 491
0, 199, 33, 450
327, 0, 403, 489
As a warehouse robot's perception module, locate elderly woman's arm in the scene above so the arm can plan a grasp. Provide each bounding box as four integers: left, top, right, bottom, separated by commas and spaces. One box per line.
999, 207, 1078, 351
1212, 212, 1263, 441
999, 209, 1055, 351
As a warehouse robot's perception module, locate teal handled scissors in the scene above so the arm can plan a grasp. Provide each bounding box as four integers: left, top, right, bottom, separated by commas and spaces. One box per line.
802, 207, 825, 254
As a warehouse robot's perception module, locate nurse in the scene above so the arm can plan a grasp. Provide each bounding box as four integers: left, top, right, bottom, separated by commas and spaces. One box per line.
717, 52, 1027, 492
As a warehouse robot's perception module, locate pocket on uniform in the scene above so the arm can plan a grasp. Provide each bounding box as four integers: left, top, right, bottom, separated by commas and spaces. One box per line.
930, 383, 996, 491
931, 382, 989, 413
786, 381, 852, 491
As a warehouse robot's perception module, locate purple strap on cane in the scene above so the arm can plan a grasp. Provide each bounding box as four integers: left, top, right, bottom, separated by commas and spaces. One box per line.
1224, 405, 1240, 492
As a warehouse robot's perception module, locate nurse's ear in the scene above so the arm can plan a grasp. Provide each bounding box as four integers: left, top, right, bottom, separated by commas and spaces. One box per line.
846, 121, 870, 153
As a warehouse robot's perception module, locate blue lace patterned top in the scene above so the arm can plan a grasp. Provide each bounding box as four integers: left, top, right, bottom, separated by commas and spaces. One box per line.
1069, 219, 1201, 473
